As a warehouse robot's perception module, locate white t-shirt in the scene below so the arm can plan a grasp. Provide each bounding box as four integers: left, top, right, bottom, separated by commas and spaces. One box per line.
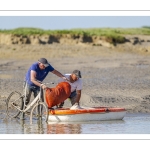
58, 74, 82, 92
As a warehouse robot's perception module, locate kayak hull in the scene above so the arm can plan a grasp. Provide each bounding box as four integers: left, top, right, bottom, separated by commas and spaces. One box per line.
47, 106, 126, 122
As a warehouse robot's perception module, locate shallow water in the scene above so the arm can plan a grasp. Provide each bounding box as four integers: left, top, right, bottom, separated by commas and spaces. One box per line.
0, 113, 150, 134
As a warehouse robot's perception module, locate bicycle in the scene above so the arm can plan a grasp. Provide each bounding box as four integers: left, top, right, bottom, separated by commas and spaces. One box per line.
6, 81, 53, 124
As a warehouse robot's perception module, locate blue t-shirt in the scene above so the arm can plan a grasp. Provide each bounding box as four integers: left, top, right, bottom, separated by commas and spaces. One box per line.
25, 62, 54, 86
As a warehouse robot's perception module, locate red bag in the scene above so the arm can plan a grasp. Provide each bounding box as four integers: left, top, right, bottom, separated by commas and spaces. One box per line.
45, 82, 71, 108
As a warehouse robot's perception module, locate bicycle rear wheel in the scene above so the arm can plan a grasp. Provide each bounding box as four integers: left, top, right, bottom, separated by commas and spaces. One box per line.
30, 102, 48, 124
6, 91, 24, 118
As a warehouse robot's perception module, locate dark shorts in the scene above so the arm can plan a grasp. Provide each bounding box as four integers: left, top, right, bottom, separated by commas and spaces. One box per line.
69, 90, 77, 98
59, 90, 77, 107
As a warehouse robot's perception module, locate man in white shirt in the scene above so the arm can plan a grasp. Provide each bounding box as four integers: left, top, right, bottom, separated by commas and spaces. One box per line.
57, 70, 83, 109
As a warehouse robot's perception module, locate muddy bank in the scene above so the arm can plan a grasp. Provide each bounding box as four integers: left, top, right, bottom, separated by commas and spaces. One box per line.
1, 33, 150, 51
0, 42, 150, 114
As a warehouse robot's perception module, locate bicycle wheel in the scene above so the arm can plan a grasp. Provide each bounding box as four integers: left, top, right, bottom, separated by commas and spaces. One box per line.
6, 91, 24, 118
30, 102, 48, 124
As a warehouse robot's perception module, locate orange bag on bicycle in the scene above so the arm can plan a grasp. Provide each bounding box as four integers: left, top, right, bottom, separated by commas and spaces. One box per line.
45, 82, 71, 108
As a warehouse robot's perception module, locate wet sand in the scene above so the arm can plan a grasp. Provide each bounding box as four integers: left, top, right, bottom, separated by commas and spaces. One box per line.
1, 44, 150, 113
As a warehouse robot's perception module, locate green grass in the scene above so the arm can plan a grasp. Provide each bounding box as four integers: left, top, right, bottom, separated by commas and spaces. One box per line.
1, 26, 150, 44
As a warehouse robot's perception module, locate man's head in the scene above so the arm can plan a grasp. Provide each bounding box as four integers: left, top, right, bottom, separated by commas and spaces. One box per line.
38, 58, 49, 69
71, 70, 82, 82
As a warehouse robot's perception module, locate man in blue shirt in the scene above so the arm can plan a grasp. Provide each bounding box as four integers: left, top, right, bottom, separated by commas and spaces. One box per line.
21, 58, 67, 119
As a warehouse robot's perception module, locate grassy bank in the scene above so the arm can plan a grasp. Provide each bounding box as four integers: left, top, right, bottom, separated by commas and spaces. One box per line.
1, 26, 150, 44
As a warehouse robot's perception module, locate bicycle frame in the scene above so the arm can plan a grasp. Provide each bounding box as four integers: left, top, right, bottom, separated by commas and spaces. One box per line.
6, 81, 53, 121
22, 80, 53, 111
23, 92, 41, 112
23, 82, 43, 113
10, 87, 43, 113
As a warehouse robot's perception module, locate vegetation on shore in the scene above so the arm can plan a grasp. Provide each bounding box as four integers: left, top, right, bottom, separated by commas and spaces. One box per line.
0, 26, 150, 44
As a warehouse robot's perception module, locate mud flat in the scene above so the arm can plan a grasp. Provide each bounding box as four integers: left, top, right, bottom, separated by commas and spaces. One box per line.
1, 42, 150, 113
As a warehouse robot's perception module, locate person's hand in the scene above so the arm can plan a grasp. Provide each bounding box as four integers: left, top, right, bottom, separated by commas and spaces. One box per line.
40, 84, 47, 90
42, 85, 47, 90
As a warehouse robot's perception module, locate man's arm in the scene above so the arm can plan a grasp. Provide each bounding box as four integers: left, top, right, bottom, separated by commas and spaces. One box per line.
51, 69, 68, 80
75, 90, 81, 105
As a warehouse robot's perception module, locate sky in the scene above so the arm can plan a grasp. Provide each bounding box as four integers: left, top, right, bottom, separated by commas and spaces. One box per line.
0, 0, 150, 30
0, 16, 150, 30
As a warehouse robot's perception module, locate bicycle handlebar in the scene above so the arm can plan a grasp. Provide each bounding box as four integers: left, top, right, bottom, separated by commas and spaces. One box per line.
43, 82, 54, 85
36, 80, 55, 85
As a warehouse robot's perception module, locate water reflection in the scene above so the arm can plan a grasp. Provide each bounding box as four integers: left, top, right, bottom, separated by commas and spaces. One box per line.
23, 120, 82, 134
0, 117, 125, 134
1, 114, 150, 134
23, 119, 46, 134
0, 118, 25, 134
47, 123, 81, 134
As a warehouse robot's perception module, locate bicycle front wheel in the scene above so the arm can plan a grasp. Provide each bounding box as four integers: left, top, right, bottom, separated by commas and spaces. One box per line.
6, 91, 24, 118
30, 102, 48, 124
